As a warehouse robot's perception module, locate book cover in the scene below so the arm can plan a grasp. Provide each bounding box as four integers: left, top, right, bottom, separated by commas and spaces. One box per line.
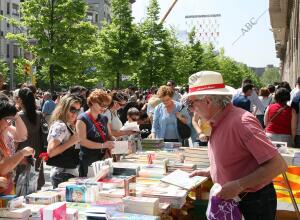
161, 169, 207, 190
66, 185, 86, 203
42, 202, 66, 220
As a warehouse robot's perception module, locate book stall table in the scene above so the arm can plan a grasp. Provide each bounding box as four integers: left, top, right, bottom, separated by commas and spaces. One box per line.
276, 146, 300, 220
0, 142, 211, 220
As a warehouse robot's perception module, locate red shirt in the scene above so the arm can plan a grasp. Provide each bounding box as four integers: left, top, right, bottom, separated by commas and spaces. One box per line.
209, 104, 278, 192
265, 103, 292, 135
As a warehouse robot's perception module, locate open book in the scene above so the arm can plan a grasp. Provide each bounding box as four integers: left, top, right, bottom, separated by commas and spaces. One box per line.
161, 169, 207, 190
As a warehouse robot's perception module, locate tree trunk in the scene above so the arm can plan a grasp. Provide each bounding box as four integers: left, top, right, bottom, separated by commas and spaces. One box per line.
116, 71, 120, 89
49, 64, 54, 94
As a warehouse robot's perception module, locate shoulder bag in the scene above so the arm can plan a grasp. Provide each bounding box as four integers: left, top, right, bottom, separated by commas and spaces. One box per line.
176, 105, 191, 139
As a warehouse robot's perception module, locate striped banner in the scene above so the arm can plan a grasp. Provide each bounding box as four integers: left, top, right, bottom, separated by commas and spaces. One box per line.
274, 166, 300, 203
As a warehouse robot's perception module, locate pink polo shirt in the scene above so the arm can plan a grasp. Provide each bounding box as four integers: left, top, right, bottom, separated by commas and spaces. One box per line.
208, 104, 278, 192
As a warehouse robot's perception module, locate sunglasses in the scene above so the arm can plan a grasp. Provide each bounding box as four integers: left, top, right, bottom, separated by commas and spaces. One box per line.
69, 107, 81, 114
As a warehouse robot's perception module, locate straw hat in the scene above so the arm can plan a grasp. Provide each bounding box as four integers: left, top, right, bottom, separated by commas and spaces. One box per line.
187, 71, 235, 96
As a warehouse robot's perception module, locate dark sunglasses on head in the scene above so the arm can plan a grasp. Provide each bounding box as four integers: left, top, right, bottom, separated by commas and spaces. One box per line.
69, 106, 81, 114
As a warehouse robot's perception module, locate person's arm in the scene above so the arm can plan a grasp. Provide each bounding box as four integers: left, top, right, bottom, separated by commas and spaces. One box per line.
76, 120, 112, 149
250, 90, 265, 113
47, 133, 79, 158
0, 147, 34, 176
264, 106, 270, 127
150, 105, 160, 138
217, 153, 287, 200
8, 113, 27, 142
291, 109, 298, 143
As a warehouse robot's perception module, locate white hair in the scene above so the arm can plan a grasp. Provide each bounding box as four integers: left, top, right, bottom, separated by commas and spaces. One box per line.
197, 95, 232, 109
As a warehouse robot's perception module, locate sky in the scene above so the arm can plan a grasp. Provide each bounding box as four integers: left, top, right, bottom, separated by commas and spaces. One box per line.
132, 0, 280, 68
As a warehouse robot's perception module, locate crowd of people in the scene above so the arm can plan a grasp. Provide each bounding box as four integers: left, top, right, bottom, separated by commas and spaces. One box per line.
0, 70, 296, 219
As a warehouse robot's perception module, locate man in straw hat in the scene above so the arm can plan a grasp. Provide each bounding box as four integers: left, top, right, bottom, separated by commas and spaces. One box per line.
188, 71, 287, 219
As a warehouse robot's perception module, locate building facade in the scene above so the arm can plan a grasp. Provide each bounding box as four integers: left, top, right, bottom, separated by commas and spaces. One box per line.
0, 0, 24, 87
269, 0, 299, 86
86, 0, 135, 28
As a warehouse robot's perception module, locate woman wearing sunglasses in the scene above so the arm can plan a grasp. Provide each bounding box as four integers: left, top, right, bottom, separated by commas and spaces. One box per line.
46, 94, 82, 188
0, 100, 33, 195
76, 89, 115, 177
103, 91, 137, 139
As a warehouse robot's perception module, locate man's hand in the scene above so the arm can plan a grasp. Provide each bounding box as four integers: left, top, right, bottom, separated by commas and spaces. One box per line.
216, 180, 244, 200
189, 168, 210, 178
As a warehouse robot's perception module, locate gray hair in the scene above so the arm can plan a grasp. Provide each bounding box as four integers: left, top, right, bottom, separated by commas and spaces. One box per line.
197, 95, 232, 109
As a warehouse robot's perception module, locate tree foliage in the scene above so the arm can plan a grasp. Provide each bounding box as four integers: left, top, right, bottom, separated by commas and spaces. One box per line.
4, 0, 99, 92
96, 0, 142, 88
260, 67, 281, 85
135, 0, 174, 88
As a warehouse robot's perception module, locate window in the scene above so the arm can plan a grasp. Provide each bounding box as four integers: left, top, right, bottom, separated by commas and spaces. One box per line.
95, 14, 98, 23
7, 22, 10, 29
6, 44, 9, 58
7, 3, 10, 15
12, 4, 19, 16
87, 13, 93, 23
13, 45, 18, 58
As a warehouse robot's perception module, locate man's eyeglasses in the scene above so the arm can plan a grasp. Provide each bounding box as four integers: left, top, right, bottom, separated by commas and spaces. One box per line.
130, 116, 140, 122
69, 107, 81, 114
187, 98, 204, 110
4, 118, 15, 125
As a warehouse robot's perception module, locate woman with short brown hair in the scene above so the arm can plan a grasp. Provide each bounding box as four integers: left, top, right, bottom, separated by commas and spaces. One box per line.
76, 89, 115, 177
150, 86, 190, 142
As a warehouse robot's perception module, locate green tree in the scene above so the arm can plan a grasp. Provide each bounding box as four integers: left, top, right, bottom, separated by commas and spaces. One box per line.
0, 60, 9, 81
173, 28, 220, 85
260, 67, 281, 85
3, 0, 98, 93
137, 0, 174, 88
96, 0, 142, 88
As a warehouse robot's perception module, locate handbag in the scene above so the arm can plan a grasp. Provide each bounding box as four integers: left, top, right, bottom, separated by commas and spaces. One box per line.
40, 113, 49, 149
176, 105, 191, 139
16, 160, 39, 196
46, 124, 80, 169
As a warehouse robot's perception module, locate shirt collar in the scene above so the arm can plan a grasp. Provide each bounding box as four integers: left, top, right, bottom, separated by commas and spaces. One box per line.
210, 103, 233, 128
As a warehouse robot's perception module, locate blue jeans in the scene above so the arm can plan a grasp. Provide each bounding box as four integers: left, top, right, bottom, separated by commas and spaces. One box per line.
238, 183, 277, 220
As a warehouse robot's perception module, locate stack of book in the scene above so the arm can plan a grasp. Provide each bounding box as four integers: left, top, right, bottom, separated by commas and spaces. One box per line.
113, 162, 141, 176
138, 164, 166, 179
66, 184, 99, 203
106, 210, 160, 220
183, 147, 210, 168
142, 138, 164, 149
41, 202, 66, 220
123, 196, 160, 216
167, 162, 196, 173
0, 207, 31, 219
155, 151, 183, 163
26, 191, 62, 205
142, 183, 188, 209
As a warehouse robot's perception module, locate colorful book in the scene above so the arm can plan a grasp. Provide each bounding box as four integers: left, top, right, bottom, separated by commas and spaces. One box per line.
42, 202, 66, 220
